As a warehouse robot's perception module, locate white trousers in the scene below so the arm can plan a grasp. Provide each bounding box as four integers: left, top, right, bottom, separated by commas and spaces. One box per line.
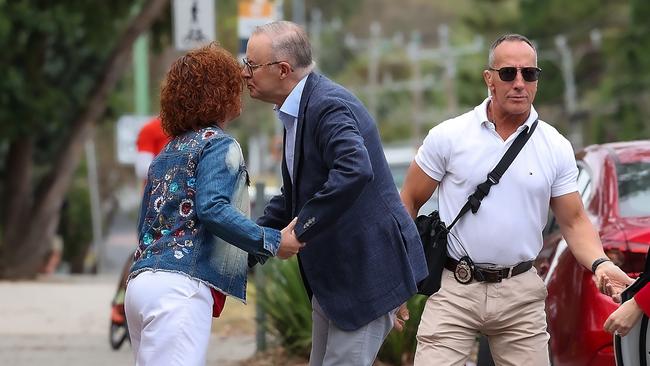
125, 271, 214, 366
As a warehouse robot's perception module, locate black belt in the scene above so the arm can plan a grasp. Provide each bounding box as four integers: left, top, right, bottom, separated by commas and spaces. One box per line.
445, 258, 534, 283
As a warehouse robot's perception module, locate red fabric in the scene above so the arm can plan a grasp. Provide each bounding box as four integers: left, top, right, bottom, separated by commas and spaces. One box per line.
136, 117, 170, 155
210, 288, 227, 318
634, 283, 650, 316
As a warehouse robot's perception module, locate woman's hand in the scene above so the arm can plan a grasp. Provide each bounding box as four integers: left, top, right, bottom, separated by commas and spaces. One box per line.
604, 298, 644, 337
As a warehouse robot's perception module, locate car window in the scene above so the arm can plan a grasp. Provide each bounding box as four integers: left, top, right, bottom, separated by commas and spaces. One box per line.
576, 163, 593, 206
576, 165, 590, 194
617, 162, 650, 217
581, 181, 592, 206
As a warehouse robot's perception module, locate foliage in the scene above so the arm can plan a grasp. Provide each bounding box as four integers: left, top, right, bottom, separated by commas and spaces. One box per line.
257, 257, 313, 358
301, 0, 361, 24
59, 165, 93, 273
257, 254, 430, 365
0, 0, 168, 278
589, 0, 650, 142
455, 0, 650, 145
0, 1, 135, 141
377, 295, 427, 365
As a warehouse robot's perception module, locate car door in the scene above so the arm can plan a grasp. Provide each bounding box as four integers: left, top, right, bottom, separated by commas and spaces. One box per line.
614, 278, 650, 366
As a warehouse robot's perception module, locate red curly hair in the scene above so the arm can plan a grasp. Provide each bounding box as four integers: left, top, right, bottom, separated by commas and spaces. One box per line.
160, 43, 243, 136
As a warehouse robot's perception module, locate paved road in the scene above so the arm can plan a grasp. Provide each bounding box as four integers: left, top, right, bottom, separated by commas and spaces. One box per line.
0, 275, 255, 366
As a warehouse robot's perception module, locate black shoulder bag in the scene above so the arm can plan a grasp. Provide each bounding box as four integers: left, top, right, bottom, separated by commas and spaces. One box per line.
416, 120, 538, 296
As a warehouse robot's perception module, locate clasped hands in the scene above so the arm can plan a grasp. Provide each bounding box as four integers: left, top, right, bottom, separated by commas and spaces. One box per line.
277, 217, 306, 259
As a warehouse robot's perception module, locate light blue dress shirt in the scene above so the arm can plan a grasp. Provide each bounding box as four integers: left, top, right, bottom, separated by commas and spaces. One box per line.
277, 76, 308, 183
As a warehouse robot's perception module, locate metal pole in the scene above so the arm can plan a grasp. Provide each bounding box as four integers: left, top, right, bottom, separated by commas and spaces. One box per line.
368, 22, 381, 120
254, 182, 267, 352
439, 24, 458, 114
309, 8, 322, 65
85, 137, 103, 273
134, 34, 150, 116
409, 31, 423, 148
555, 34, 582, 149
555, 35, 577, 115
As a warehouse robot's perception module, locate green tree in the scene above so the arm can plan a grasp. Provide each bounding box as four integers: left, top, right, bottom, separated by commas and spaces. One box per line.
591, 0, 650, 142
0, 0, 169, 279
460, 0, 650, 144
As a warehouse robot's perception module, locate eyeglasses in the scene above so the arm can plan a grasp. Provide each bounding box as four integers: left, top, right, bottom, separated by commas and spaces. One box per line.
488, 66, 542, 82
242, 58, 287, 74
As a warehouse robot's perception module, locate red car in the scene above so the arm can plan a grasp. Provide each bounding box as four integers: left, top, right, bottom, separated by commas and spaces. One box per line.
535, 140, 650, 366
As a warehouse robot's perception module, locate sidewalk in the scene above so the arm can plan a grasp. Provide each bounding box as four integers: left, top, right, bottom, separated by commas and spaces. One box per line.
0, 190, 259, 365
0, 274, 256, 366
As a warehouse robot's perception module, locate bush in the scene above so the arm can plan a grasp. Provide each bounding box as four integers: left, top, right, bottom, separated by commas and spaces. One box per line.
59, 171, 93, 273
257, 257, 312, 358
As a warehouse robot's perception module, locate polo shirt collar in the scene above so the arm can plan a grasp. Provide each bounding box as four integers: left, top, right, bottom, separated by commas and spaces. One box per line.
476, 97, 539, 130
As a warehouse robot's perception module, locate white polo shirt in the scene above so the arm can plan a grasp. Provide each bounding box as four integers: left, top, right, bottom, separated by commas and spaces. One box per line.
415, 97, 578, 266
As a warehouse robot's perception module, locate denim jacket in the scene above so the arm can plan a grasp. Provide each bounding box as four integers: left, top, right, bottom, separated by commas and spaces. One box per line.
129, 126, 280, 302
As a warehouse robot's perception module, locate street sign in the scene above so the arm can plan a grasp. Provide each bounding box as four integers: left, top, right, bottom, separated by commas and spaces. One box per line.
173, 0, 216, 51
116, 115, 153, 165
238, 0, 282, 57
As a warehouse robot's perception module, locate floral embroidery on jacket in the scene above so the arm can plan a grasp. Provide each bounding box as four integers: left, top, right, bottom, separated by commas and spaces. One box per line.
134, 128, 226, 263
128, 125, 276, 304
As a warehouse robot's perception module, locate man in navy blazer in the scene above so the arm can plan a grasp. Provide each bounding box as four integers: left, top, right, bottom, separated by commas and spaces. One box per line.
243, 21, 427, 365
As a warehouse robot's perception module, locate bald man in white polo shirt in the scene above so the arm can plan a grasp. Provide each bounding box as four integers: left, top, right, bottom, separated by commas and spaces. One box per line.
400, 34, 630, 365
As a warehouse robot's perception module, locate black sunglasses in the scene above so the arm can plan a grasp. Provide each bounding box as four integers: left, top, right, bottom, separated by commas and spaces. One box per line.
489, 66, 542, 82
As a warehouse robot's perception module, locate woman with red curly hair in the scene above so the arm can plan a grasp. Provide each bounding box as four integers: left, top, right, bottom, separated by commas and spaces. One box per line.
124, 43, 303, 366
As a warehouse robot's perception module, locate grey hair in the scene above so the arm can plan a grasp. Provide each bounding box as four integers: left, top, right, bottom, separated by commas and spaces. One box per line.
488, 34, 537, 67
252, 21, 313, 70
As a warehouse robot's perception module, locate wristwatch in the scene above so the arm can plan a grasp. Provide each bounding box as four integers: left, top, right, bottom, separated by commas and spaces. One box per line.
591, 257, 612, 273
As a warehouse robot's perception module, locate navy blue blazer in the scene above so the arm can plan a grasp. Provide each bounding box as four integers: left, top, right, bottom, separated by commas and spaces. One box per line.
257, 73, 428, 331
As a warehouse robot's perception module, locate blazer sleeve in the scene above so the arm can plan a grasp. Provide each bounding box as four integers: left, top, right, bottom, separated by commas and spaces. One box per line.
293, 101, 373, 242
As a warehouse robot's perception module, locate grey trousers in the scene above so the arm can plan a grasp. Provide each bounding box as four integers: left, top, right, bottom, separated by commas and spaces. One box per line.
309, 297, 395, 366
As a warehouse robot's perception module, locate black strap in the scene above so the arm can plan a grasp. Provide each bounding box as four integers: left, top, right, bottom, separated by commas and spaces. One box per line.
446, 119, 538, 231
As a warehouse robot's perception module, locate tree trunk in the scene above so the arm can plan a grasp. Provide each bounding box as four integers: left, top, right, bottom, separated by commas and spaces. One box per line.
0, 139, 35, 274
0, 0, 170, 279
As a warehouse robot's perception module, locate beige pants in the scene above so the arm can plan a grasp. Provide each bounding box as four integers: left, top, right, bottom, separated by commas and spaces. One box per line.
414, 268, 550, 366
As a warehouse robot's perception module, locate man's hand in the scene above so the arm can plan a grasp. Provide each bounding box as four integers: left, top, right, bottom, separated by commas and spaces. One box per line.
393, 303, 410, 332
604, 298, 644, 337
595, 261, 634, 299
277, 218, 305, 259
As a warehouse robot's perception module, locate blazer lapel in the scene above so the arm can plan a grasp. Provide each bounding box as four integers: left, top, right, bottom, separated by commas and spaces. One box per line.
291, 72, 319, 215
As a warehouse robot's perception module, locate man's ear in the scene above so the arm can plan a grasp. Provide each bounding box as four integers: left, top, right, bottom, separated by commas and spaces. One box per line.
483, 70, 495, 93
279, 62, 293, 79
